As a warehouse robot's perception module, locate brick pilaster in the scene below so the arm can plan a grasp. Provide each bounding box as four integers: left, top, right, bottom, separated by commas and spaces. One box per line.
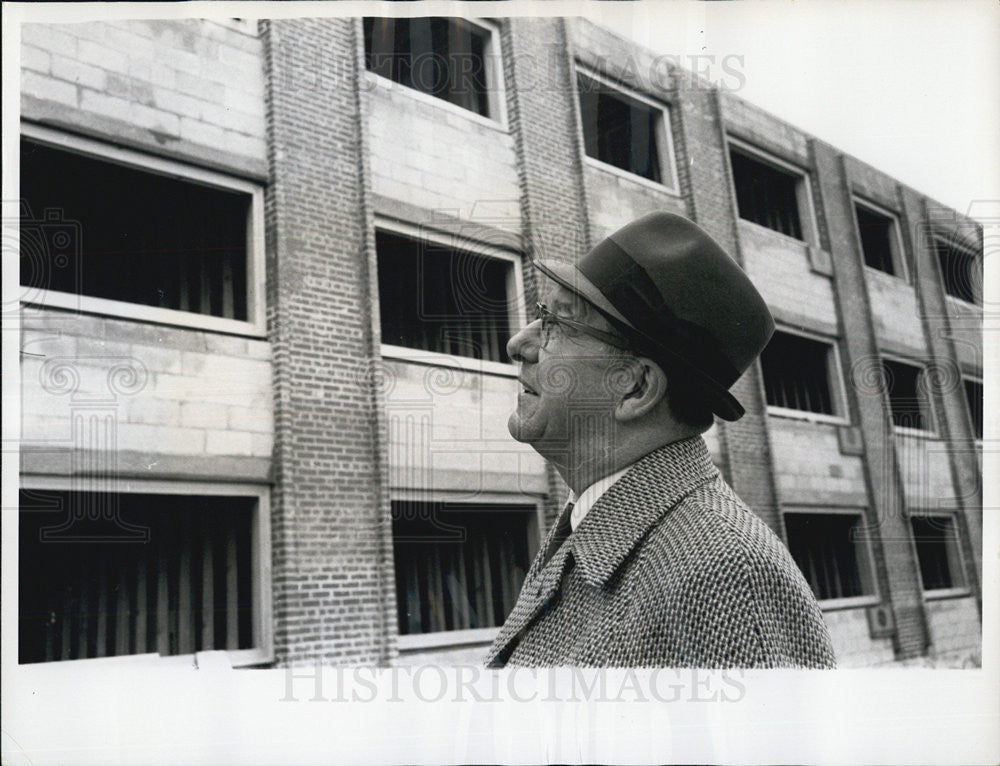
675, 86, 782, 535
502, 18, 592, 526
812, 139, 929, 658
900, 190, 983, 598
262, 18, 391, 665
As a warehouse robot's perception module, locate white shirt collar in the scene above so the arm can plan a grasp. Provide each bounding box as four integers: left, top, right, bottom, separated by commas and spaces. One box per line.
568, 464, 633, 531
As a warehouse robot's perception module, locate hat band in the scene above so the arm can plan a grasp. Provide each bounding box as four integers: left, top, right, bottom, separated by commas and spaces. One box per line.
577, 237, 740, 388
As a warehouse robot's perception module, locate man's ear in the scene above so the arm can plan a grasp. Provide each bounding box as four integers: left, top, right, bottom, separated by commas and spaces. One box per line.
614, 357, 668, 422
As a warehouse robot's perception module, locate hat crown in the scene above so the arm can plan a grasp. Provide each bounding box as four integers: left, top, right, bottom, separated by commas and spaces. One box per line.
591, 212, 774, 377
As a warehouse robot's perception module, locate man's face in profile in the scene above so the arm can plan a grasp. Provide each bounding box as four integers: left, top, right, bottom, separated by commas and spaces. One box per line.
506, 284, 628, 456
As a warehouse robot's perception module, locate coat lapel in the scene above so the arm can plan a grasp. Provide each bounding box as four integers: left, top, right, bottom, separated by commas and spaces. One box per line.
485, 501, 575, 666
486, 436, 719, 666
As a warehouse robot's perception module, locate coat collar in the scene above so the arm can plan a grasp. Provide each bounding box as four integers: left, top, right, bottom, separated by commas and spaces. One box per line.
568, 435, 719, 587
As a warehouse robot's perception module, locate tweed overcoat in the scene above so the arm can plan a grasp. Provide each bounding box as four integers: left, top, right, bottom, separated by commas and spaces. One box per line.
484, 437, 837, 668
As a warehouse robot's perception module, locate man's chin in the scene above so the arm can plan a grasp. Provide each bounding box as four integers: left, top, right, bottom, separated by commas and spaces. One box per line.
507, 412, 537, 444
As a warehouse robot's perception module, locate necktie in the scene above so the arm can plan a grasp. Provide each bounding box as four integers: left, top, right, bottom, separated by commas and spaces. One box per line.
540, 500, 574, 568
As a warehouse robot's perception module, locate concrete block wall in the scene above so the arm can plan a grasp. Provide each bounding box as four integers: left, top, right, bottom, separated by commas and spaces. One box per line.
823, 608, 895, 668
895, 433, 962, 508
843, 155, 932, 358
739, 221, 839, 336
19, 14, 982, 668
366, 81, 521, 231
865, 270, 928, 357
720, 92, 810, 165
584, 165, 687, 242
381, 359, 547, 497
769, 420, 868, 507
262, 18, 390, 666
21, 310, 273, 481
925, 597, 981, 660
571, 18, 684, 99
843, 155, 901, 213
947, 299, 983, 372
21, 20, 266, 177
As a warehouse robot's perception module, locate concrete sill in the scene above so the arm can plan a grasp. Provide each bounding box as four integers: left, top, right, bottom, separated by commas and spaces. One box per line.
923, 587, 971, 601
817, 595, 879, 612
583, 156, 681, 197
397, 627, 500, 652
767, 406, 850, 427
736, 218, 815, 251
381, 344, 519, 379
892, 426, 939, 440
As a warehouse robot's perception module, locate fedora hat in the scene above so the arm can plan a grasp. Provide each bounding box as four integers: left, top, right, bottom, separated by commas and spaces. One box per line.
534, 212, 774, 421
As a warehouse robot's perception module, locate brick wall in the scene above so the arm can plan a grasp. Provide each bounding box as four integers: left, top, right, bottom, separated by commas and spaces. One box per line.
503, 18, 591, 264
21, 20, 266, 177
18, 14, 982, 669
262, 18, 390, 666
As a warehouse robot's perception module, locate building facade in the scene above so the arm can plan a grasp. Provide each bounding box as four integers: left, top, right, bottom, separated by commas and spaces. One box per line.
16, 16, 983, 669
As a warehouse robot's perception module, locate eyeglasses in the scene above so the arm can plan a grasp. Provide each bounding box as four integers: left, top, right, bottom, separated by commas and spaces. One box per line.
534, 302, 633, 351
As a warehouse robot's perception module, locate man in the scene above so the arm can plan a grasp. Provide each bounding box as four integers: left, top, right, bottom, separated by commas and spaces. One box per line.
485, 212, 836, 668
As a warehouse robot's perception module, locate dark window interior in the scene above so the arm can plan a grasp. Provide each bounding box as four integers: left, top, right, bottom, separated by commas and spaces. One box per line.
964, 378, 983, 439
856, 204, 897, 275
20, 139, 249, 320
363, 17, 490, 117
578, 76, 661, 182
730, 149, 803, 240
784, 513, 866, 600
882, 359, 927, 430
911, 516, 960, 591
934, 239, 979, 304
376, 230, 512, 363
760, 331, 835, 415
19, 491, 255, 664
392, 501, 532, 634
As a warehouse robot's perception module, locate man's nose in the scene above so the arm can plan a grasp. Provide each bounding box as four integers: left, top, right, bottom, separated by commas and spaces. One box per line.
507, 320, 541, 364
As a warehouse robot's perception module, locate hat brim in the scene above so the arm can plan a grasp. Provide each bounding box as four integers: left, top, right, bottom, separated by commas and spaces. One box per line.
534, 257, 746, 422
